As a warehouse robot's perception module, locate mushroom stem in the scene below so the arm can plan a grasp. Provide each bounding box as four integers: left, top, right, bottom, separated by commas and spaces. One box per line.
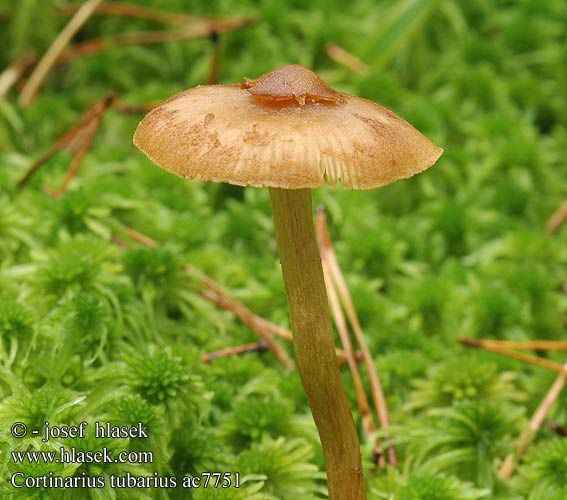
269, 188, 366, 500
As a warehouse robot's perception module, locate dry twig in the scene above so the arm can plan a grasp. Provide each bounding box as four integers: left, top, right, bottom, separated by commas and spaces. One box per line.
55, 22, 249, 66
470, 339, 567, 351
19, 1, 252, 100
459, 338, 567, 376
322, 259, 377, 434
498, 359, 567, 479
110, 227, 156, 249
199, 280, 352, 364
316, 207, 397, 468
546, 198, 567, 235
124, 227, 157, 248
111, 99, 160, 114
0, 51, 37, 97
202, 341, 268, 363
19, 0, 104, 106
461, 333, 567, 480
550, 421, 567, 437
17, 92, 116, 194
321, 256, 385, 467
185, 265, 295, 370
325, 43, 371, 75
16, 92, 159, 195
59, 2, 251, 28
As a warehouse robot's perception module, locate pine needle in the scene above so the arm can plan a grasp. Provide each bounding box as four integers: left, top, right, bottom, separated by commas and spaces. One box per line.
316, 206, 397, 468
185, 265, 295, 370
19, 0, 104, 106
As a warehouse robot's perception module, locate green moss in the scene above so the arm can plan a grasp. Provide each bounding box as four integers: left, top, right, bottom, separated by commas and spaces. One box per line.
0, 1, 564, 498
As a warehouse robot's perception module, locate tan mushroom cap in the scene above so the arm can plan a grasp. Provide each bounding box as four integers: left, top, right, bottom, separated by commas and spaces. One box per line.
133, 64, 443, 190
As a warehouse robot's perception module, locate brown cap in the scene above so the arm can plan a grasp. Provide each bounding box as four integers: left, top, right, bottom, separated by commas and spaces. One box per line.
133, 64, 443, 190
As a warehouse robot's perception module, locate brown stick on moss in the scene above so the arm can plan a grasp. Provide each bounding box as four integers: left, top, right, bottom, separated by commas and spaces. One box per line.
0, 51, 37, 97
546, 198, 567, 234
17, 92, 115, 191
200, 288, 350, 365
459, 337, 567, 375
202, 341, 268, 363
465, 339, 567, 351
19, 0, 103, 106
59, 2, 253, 28
317, 207, 396, 468
186, 265, 295, 370
499, 359, 567, 479
270, 188, 366, 500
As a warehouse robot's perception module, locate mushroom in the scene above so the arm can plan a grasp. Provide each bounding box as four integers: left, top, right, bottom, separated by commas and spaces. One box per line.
133, 64, 442, 500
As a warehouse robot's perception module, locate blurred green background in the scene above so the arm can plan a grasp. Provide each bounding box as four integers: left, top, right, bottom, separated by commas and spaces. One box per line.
0, 1, 566, 499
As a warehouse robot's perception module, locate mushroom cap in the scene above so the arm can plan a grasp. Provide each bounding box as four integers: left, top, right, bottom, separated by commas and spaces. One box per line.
133, 65, 443, 190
